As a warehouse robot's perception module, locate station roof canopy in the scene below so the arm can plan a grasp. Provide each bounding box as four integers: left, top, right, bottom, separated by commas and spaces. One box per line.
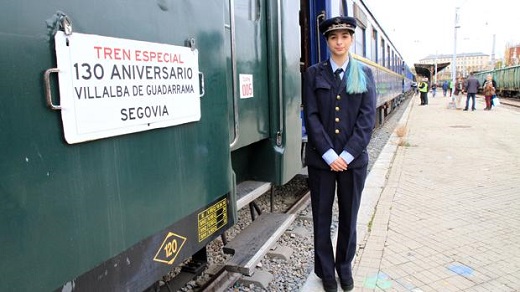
414, 62, 451, 78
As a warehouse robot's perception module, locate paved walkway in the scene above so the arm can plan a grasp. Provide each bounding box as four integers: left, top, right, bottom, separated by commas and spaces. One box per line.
302, 94, 520, 291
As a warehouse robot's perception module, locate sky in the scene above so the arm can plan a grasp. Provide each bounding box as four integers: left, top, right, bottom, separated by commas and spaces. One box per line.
363, 0, 520, 66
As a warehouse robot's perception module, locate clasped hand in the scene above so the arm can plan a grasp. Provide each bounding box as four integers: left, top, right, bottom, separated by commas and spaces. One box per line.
330, 157, 348, 172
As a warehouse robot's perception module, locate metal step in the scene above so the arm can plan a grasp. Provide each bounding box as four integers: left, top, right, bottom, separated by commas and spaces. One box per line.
236, 181, 271, 211
223, 213, 292, 276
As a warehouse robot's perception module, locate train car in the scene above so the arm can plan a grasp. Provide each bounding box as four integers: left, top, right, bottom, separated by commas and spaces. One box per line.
1, 0, 412, 291
0, 1, 302, 291
475, 65, 520, 98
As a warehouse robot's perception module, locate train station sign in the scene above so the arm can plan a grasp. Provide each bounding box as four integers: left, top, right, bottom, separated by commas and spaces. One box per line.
54, 31, 200, 144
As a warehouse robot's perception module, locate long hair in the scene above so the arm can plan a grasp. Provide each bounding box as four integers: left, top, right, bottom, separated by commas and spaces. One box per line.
345, 53, 368, 94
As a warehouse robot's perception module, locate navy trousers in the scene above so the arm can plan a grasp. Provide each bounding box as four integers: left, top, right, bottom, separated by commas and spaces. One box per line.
308, 164, 367, 282
465, 93, 476, 110
420, 91, 428, 105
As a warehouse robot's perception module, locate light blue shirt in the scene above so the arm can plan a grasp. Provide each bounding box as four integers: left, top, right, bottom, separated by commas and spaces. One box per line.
322, 58, 355, 166
330, 59, 348, 80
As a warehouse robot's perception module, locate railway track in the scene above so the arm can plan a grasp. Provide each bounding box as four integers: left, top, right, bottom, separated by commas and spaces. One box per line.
499, 97, 520, 108
151, 174, 312, 292
200, 188, 312, 291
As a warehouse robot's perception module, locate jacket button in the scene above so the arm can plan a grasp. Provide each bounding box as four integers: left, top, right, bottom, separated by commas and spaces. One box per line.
335, 129, 340, 134
335, 106, 340, 111
336, 95, 341, 100
335, 118, 340, 122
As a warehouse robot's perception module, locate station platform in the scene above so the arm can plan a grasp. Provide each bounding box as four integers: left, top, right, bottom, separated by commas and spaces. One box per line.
301, 93, 520, 291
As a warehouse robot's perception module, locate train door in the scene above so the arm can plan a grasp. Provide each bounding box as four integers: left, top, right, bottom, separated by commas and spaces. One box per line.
224, 0, 303, 186
228, 0, 270, 150
301, 0, 352, 70
300, 0, 328, 166
301, 0, 329, 71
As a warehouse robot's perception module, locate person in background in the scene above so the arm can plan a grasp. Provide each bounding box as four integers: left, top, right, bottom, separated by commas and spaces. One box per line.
489, 74, 498, 107
449, 79, 454, 97
483, 74, 496, 110
431, 82, 437, 97
303, 15, 376, 292
418, 77, 429, 105
454, 77, 464, 109
463, 72, 480, 111
442, 80, 449, 97
411, 81, 418, 96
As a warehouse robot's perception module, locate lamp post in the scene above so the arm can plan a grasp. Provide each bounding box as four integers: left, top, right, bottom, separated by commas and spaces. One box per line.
491, 34, 496, 68
451, 7, 460, 103
434, 50, 438, 86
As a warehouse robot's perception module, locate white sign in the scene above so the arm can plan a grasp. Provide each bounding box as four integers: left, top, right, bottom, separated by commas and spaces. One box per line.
54, 31, 201, 144
239, 74, 254, 99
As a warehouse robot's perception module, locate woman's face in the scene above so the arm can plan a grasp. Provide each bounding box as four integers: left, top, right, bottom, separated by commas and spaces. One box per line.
326, 30, 353, 58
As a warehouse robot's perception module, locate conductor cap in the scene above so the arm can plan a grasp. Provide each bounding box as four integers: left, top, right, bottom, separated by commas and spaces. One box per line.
319, 16, 357, 35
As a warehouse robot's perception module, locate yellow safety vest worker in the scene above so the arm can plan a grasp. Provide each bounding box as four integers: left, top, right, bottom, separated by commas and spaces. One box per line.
419, 82, 428, 93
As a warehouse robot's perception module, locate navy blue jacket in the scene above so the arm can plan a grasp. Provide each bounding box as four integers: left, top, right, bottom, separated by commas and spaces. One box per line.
303, 59, 376, 170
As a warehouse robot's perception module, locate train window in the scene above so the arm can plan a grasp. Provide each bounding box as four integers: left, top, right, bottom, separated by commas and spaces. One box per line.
391, 51, 395, 71
381, 39, 385, 67
235, 0, 260, 21
353, 3, 367, 58
354, 26, 366, 58
390, 50, 393, 71
393, 53, 397, 72
387, 45, 390, 68
372, 29, 378, 63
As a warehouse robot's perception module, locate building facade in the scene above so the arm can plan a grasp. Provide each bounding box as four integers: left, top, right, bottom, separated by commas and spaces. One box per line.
504, 44, 520, 66
419, 52, 491, 83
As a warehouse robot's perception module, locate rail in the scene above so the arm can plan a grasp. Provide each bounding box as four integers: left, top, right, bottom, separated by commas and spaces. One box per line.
198, 188, 311, 291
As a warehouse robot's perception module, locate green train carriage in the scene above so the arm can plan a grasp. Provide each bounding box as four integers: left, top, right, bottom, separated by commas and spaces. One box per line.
0, 0, 302, 290
475, 65, 520, 97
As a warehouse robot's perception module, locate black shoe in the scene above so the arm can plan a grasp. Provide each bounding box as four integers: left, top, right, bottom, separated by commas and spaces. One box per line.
463, 109, 468, 111
322, 279, 338, 292
472, 108, 476, 111
340, 279, 354, 291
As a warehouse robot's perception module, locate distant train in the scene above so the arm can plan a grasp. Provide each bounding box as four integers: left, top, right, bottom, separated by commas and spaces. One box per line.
474, 65, 520, 97
0, 0, 413, 291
